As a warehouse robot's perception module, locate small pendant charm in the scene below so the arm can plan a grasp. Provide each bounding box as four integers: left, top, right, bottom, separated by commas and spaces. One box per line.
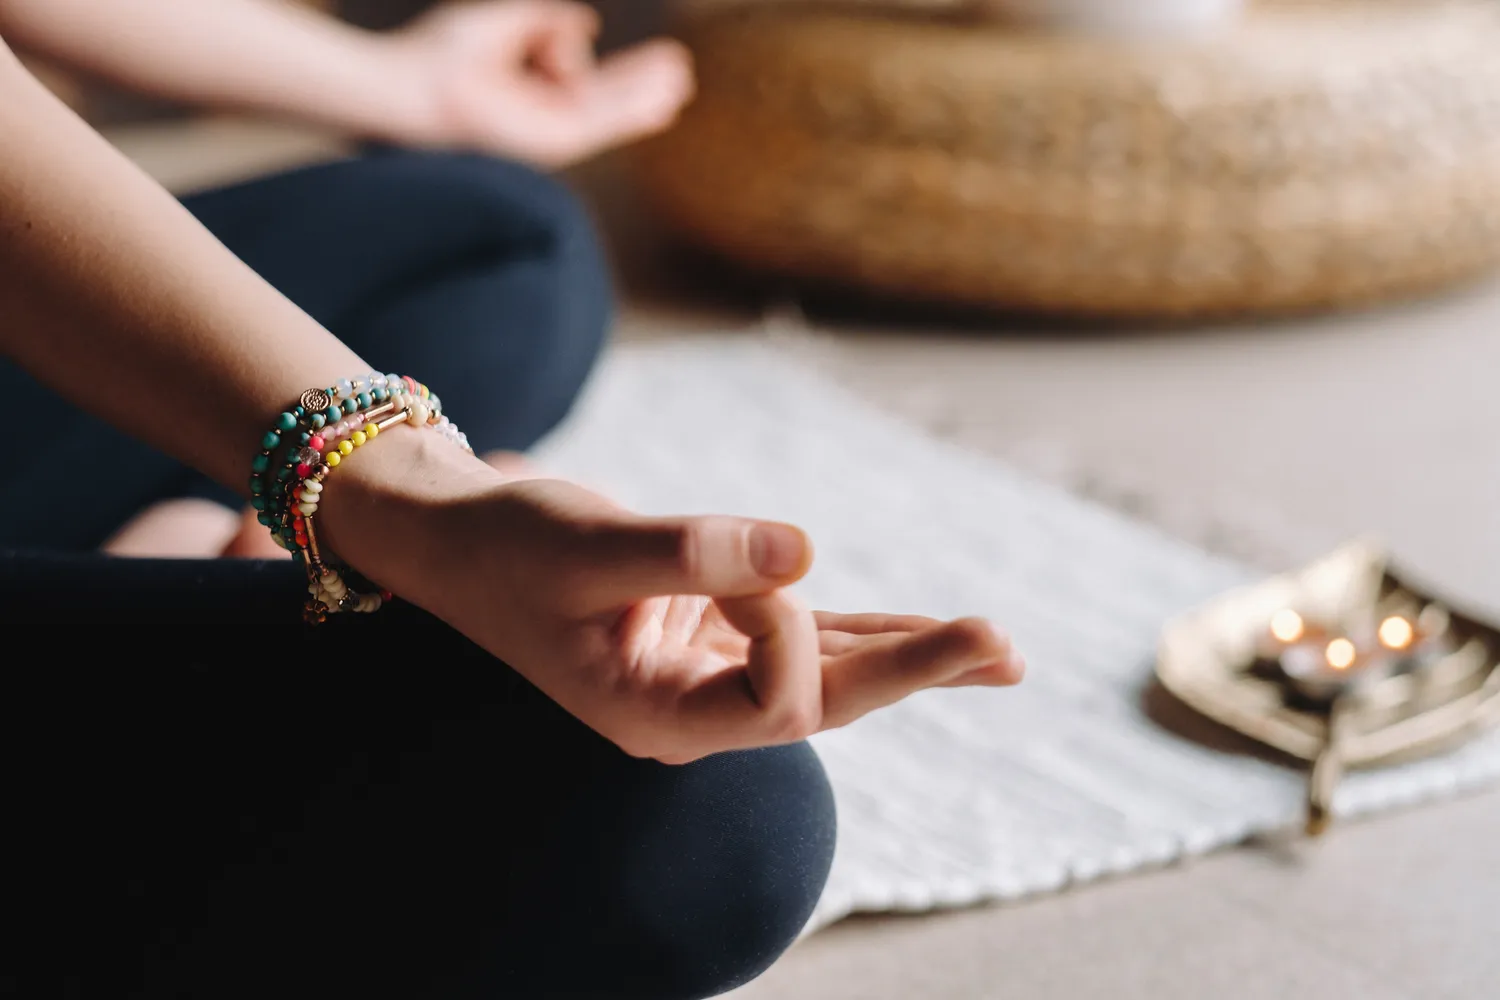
299, 387, 332, 414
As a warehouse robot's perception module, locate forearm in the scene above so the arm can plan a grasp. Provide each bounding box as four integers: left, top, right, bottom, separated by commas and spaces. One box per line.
0, 0, 426, 141
0, 40, 370, 492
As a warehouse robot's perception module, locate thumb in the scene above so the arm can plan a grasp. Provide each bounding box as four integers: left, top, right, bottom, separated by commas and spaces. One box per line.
528, 4, 600, 82
567, 515, 813, 610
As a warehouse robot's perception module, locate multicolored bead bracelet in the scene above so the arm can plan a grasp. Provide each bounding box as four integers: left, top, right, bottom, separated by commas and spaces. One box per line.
249, 373, 471, 623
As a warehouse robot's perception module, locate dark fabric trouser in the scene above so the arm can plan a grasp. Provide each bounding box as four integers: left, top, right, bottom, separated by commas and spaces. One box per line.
0, 151, 836, 999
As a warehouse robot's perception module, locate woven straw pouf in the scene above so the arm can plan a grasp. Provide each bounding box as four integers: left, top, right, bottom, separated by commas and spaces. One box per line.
634, 1, 1500, 318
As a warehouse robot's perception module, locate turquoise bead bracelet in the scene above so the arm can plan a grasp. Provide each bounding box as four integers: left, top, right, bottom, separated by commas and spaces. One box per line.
248, 372, 471, 623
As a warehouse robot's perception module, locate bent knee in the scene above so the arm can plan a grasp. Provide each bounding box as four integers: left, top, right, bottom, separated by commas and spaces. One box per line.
374, 153, 612, 449
421, 152, 611, 307
610, 743, 837, 999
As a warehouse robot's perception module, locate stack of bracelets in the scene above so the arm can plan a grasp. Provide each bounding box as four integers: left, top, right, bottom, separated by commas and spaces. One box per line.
249, 373, 471, 624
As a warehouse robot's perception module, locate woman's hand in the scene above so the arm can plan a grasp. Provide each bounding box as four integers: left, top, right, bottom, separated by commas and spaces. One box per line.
321, 431, 1025, 763
1, 0, 691, 167
390, 0, 694, 168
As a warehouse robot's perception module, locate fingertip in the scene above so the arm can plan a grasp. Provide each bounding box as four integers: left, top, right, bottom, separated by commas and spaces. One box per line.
943, 650, 1025, 688
749, 521, 814, 583
935, 618, 1024, 684
947, 617, 1010, 656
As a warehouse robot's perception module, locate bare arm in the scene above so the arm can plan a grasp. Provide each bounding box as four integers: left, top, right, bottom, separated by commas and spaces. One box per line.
0, 37, 418, 490
0, 36, 1021, 762
0, 0, 424, 141
0, 0, 695, 167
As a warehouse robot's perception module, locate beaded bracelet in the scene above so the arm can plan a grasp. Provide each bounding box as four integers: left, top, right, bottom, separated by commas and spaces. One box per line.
249, 372, 471, 624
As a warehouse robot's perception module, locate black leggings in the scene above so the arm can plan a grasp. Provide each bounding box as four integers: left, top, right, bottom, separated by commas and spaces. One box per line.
0, 152, 836, 999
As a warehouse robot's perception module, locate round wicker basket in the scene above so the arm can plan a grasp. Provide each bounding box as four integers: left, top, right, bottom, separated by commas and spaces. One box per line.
634, 1, 1500, 318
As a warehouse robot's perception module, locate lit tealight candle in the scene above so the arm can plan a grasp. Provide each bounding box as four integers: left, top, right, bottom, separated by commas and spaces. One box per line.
1270, 608, 1307, 644
1278, 633, 1381, 701
1377, 615, 1415, 652
1374, 607, 1453, 677
1325, 637, 1358, 671
1263, 603, 1454, 703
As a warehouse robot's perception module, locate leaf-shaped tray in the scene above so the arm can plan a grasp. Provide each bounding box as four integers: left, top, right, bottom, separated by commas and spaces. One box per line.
1156, 539, 1500, 834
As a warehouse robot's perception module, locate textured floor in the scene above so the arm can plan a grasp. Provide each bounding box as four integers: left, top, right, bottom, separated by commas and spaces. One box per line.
117, 120, 1500, 1000
535, 339, 1500, 946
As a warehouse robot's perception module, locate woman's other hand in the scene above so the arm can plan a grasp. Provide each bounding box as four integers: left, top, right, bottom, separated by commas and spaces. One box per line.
391, 0, 694, 167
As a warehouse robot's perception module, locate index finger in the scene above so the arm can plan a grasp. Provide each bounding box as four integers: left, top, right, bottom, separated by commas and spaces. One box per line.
669, 591, 822, 756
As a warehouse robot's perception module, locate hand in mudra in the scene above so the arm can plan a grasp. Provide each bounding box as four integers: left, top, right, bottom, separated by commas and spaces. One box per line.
331, 459, 1025, 763
611, 597, 1025, 763
394, 0, 694, 167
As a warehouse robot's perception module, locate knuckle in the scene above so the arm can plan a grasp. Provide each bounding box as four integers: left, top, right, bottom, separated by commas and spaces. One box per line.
612, 732, 660, 760
769, 701, 822, 743
653, 751, 699, 767
612, 736, 647, 758
776, 588, 811, 618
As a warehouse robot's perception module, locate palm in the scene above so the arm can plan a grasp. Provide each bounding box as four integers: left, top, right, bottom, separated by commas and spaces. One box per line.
633, 598, 914, 672
625, 596, 734, 662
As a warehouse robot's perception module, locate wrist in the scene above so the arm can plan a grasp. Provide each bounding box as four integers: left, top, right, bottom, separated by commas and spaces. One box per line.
312, 420, 499, 598
356, 29, 454, 149
283, 22, 447, 148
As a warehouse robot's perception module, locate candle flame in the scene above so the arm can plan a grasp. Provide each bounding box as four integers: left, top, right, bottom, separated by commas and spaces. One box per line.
1270, 609, 1305, 643
1325, 638, 1357, 671
1378, 615, 1415, 651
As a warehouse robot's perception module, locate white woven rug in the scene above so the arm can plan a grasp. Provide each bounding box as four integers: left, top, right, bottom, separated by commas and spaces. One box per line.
534, 337, 1500, 934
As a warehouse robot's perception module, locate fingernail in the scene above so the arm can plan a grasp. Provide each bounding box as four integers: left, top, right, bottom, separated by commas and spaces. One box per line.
750, 523, 807, 579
